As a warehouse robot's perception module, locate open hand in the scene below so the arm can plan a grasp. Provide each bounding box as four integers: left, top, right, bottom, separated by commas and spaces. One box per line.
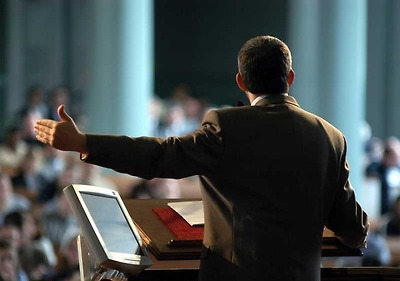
34, 104, 87, 153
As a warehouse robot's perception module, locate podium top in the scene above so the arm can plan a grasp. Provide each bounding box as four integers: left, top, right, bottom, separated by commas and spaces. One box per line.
124, 198, 362, 260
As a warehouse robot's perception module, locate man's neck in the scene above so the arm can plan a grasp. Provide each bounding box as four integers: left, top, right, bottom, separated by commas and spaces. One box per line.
251, 93, 288, 106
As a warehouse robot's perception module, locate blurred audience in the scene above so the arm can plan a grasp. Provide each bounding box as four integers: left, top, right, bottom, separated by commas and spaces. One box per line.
11, 148, 49, 203
361, 232, 391, 266
3, 211, 54, 281
129, 178, 181, 199
0, 225, 21, 252
38, 146, 65, 184
37, 155, 82, 205
0, 127, 30, 177
78, 163, 117, 191
0, 173, 31, 225
4, 210, 57, 267
40, 167, 79, 250
385, 195, 400, 236
364, 136, 384, 171
0, 239, 28, 281
366, 136, 400, 215
47, 87, 70, 122
48, 227, 80, 281
17, 85, 49, 146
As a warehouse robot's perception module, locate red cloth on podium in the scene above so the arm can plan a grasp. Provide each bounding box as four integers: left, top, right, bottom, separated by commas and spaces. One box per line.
152, 208, 204, 240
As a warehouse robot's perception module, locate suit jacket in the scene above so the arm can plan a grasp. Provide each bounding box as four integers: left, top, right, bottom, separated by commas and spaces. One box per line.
83, 95, 369, 281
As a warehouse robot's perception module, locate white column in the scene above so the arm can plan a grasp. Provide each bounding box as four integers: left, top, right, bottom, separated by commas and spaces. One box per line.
288, 0, 367, 198
85, 0, 153, 136
118, 0, 153, 136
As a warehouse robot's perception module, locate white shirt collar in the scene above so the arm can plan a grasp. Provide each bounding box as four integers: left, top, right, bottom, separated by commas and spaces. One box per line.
251, 93, 288, 106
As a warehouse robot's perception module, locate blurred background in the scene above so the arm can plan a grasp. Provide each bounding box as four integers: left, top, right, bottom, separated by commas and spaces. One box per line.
0, 0, 400, 278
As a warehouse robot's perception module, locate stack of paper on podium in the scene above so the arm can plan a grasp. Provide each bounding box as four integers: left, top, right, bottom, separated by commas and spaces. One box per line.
167, 201, 204, 226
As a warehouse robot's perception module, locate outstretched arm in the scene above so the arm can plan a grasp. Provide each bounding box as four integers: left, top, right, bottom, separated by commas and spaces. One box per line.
34, 104, 88, 154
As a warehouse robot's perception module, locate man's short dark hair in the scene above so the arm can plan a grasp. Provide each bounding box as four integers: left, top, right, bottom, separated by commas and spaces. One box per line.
238, 35, 292, 94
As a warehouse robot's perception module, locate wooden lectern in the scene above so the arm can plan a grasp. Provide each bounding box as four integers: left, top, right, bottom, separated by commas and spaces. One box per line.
124, 199, 400, 281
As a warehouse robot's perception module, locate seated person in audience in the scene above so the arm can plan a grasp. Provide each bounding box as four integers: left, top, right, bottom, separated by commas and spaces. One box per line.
37, 154, 82, 204
386, 195, 400, 236
40, 186, 78, 251
19, 247, 50, 281
0, 225, 21, 252
0, 173, 30, 225
364, 136, 384, 175
361, 232, 391, 266
366, 137, 400, 215
3, 211, 52, 281
39, 146, 66, 184
4, 210, 57, 269
18, 85, 49, 145
11, 148, 49, 203
48, 227, 80, 281
47, 87, 71, 122
0, 239, 28, 281
0, 127, 29, 177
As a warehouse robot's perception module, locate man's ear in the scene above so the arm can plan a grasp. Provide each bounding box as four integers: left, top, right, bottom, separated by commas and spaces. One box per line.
236, 73, 248, 92
288, 69, 295, 87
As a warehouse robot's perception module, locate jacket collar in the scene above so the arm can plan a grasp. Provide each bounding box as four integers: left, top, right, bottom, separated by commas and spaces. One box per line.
253, 94, 300, 108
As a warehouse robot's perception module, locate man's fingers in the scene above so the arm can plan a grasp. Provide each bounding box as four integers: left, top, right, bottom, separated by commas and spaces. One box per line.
34, 128, 52, 145
35, 133, 48, 144
35, 119, 56, 128
34, 123, 54, 136
34, 126, 49, 138
34, 120, 57, 146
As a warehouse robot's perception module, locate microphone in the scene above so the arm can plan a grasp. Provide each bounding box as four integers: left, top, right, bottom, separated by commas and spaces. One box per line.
236, 100, 245, 107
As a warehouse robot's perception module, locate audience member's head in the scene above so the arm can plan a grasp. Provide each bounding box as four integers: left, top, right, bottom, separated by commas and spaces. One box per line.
0, 173, 14, 212
25, 85, 45, 107
0, 239, 19, 281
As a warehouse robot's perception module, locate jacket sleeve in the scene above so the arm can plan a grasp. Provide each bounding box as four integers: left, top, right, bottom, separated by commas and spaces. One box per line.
325, 137, 370, 249
81, 110, 224, 180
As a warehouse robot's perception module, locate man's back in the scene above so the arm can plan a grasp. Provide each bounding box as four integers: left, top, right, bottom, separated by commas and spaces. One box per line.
198, 95, 368, 281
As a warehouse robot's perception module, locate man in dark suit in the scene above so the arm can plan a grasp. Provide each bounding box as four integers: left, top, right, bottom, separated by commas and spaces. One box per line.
34, 35, 369, 281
